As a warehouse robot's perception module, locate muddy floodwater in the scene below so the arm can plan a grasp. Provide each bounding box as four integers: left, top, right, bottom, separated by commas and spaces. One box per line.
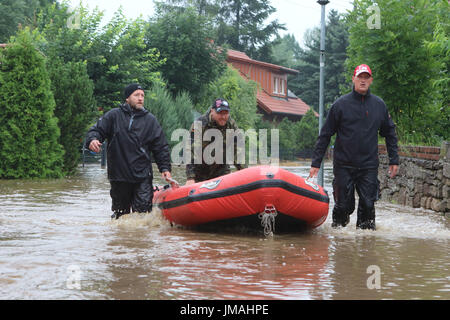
0, 163, 449, 300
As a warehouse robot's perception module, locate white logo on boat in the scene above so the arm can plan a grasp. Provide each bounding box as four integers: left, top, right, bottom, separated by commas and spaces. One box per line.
305, 179, 320, 191
200, 179, 222, 190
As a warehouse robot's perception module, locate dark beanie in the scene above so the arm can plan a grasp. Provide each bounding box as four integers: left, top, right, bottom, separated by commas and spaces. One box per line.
124, 83, 144, 99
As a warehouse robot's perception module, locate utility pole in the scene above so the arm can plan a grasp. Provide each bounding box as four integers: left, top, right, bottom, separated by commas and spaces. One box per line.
317, 0, 329, 187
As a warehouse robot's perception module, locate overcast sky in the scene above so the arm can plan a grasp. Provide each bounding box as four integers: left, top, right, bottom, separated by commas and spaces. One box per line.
67, 0, 353, 47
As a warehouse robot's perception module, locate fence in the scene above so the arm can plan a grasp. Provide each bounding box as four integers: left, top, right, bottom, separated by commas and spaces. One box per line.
81, 141, 106, 168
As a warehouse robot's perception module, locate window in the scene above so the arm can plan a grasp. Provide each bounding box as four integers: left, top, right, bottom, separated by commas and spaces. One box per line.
273, 76, 285, 95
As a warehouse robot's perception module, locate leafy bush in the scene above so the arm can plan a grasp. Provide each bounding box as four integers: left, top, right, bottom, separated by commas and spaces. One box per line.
144, 84, 195, 148
277, 109, 319, 160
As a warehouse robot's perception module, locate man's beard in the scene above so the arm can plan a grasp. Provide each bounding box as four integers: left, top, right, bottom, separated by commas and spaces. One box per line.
131, 103, 144, 110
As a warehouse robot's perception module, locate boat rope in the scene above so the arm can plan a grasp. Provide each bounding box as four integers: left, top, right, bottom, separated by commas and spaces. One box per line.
258, 204, 277, 237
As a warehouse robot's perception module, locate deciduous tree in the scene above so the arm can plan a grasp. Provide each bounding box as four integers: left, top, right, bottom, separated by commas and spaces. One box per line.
346, 0, 449, 144
146, 6, 226, 104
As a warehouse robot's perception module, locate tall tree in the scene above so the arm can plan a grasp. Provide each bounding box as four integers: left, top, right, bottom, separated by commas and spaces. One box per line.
48, 58, 96, 174
0, 0, 28, 43
216, 0, 285, 61
94, 11, 166, 109
154, 0, 220, 16
284, 9, 349, 112
346, 0, 449, 143
425, 20, 449, 141
0, 0, 57, 43
0, 29, 64, 178
146, 6, 226, 104
270, 33, 302, 69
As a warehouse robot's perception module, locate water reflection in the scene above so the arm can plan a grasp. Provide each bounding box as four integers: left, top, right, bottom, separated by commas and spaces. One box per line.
99, 226, 332, 300
0, 163, 448, 300
326, 235, 449, 300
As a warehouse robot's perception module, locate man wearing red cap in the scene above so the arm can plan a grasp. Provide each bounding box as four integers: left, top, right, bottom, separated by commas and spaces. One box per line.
85, 83, 173, 219
308, 64, 399, 230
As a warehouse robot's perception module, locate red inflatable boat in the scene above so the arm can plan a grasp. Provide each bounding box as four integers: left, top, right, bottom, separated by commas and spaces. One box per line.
153, 166, 329, 234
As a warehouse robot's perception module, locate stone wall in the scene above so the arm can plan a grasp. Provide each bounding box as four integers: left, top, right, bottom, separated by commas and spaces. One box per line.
378, 142, 450, 215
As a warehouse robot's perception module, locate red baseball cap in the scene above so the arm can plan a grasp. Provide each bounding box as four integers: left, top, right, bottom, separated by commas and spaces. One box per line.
354, 64, 372, 77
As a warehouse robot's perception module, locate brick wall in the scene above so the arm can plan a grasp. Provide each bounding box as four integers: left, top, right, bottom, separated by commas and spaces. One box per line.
378, 145, 441, 161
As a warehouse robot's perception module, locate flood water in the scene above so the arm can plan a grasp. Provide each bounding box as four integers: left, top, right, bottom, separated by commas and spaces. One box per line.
0, 163, 449, 300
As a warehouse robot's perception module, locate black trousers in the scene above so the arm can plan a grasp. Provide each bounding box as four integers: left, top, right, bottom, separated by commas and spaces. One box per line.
332, 166, 379, 230
110, 177, 153, 218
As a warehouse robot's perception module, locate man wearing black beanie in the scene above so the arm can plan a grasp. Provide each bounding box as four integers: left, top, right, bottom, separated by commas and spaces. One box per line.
85, 83, 173, 219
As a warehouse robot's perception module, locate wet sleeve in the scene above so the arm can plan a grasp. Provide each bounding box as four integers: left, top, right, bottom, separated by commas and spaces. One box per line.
85, 112, 112, 149
311, 104, 338, 168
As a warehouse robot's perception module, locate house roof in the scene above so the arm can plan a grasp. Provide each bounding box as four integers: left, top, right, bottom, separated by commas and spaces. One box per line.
226, 49, 314, 117
227, 49, 299, 75
257, 89, 315, 117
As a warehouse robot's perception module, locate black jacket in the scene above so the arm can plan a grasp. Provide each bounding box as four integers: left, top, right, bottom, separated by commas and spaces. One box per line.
85, 103, 171, 182
311, 89, 399, 169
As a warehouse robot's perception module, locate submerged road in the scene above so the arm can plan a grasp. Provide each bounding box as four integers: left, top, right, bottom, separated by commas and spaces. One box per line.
0, 163, 448, 299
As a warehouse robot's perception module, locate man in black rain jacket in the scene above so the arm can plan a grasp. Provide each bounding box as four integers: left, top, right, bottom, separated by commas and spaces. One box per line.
309, 64, 399, 230
86, 84, 172, 219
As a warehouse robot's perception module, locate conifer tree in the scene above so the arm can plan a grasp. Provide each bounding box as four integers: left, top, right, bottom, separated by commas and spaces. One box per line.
288, 10, 349, 112
216, 0, 285, 61
48, 58, 96, 175
0, 29, 64, 178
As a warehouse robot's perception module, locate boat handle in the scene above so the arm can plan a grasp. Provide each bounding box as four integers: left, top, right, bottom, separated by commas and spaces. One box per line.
165, 177, 180, 189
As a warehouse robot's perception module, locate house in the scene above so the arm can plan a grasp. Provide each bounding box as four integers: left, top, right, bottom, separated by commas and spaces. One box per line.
226, 49, 314, 122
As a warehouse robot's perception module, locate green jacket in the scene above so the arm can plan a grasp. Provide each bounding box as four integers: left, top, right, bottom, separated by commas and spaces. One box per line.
186, 109, 246, 182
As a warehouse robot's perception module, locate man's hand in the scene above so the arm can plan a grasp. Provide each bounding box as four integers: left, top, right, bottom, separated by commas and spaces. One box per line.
185, 179, 195, 186
89, 139, 102, 153
162, 170, 172, 181
388, 165, 399, 178
162, 171, 180, 189
308, 167, 320, 180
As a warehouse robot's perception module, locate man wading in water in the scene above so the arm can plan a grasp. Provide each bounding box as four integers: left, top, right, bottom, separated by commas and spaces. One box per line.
308, 64, 399, 230
86, 84, 173, 219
